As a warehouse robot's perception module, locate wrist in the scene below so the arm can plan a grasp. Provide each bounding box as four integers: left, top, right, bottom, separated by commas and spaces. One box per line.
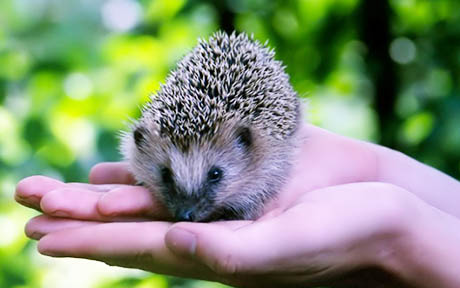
358, 197, 415, 280
377, 200, 460, 288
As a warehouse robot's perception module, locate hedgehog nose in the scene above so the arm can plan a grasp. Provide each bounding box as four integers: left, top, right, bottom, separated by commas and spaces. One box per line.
175, 209, 194, 222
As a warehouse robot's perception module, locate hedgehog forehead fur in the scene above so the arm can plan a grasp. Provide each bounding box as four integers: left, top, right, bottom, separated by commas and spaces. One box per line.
140, 31, 299, 150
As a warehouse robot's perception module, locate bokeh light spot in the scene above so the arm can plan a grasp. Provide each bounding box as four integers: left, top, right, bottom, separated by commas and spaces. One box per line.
426, 69, 452, 98
102, 0, 142, 32
0, 49, 31, 80
0, 216, 20, 247
0, 108, 30, 165
389, 37, 416, 64
273, 9, 299, 38
50, 115, 96, 159
400, 112, 434, 145
396, 87, 420, 117
64, 72, 93, 100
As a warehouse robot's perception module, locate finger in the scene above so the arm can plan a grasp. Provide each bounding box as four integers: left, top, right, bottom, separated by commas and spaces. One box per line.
40, 186, 162, 221
165, 223, 247, 275
38, 222, 170, 257
15, 176, 66, 210
40, 187, 106, 220
37, 222, 217, 281
89, 162, 136, 185
25, 214, 100, 240
97, 186, 171, 219
165, 206, 317, 276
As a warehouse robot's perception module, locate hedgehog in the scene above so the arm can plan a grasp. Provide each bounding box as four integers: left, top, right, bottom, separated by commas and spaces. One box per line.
121, 31, 302, 222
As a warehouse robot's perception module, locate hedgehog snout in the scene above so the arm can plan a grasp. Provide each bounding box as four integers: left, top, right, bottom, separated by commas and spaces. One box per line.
166, 188, 214, 222
175, 207, 195, 222
172, 200, 214, 222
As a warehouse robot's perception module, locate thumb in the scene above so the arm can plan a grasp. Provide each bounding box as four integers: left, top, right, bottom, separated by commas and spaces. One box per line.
164, 216, 298, 276
165, 222, 248, 275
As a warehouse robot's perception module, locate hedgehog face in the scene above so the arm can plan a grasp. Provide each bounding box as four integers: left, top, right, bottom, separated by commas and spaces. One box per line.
158, 127, 253, 221
126, 122, 274, 222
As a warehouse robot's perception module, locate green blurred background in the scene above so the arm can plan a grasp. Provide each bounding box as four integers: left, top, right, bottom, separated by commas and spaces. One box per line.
1, 0, 459, 287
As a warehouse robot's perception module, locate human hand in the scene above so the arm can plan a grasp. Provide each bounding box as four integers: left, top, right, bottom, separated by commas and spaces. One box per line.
15, 125, 379, 221
16, 124, 460, 287
23, 182, 432, 287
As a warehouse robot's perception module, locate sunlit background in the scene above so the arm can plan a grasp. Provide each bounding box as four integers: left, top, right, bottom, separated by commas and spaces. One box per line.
1, 0, 460, 287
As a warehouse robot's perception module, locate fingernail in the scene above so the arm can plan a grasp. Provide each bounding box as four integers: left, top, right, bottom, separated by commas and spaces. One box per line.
166, 228, 197, 257
37, 238, 58, 256
16, 195, 39, 205
30, 232, 44, 240
52, 210, 69, 217
97, 193, 119, 217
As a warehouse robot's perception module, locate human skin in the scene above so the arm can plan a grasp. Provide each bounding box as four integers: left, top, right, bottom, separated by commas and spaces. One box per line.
16, 125, 460, 287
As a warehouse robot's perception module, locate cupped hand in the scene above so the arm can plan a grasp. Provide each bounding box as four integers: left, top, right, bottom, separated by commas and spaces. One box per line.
17, 124, 460, 287
24, 182, 422, 287
15, 125, 378, 222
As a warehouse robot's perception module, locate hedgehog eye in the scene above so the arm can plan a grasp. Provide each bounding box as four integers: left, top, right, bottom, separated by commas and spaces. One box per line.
160, 167, 173, 185
133, 127, 147, 147
207, 166, 223, 183
236, 127, 252, 149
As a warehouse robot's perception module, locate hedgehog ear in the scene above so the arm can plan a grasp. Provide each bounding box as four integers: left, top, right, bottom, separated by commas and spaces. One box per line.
133, 126, 147, 148
236, 127, 252, 150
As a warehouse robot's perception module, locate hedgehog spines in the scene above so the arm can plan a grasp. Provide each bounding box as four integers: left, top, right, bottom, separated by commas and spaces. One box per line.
140, 31, 300, 151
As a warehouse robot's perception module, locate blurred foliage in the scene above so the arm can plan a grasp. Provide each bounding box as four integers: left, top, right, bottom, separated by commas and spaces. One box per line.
1, 0, 460, 287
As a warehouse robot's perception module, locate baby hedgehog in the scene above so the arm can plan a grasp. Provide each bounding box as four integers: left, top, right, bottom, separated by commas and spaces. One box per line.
121, 31, 302, 222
